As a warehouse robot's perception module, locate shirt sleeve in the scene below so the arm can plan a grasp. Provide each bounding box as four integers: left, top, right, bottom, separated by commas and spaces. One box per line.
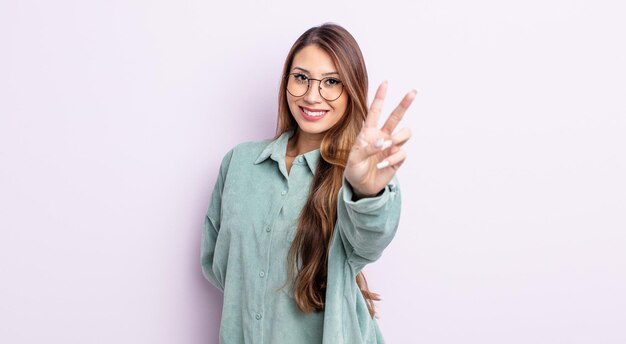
336, 176, 402, 273
201, 149, 234, 291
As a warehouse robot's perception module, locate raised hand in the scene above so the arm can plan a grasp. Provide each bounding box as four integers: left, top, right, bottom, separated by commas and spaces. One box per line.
344, 81, 417, 198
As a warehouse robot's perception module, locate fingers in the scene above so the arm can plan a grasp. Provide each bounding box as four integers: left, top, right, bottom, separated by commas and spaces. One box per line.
352, 136, 391, 161
376, 149, 407, 170
381, 89, 417, 134
354, 127, 412, 161
391, 127, 412, 147
364, 81, 388, 128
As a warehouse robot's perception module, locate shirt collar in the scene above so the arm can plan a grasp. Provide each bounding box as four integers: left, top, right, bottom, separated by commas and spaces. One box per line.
254, 131, 291, 166
302, 149, 320, 173
254, 130, 320, 174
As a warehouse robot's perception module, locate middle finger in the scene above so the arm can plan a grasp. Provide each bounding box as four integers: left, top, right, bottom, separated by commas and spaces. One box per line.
381, 89, 417, 134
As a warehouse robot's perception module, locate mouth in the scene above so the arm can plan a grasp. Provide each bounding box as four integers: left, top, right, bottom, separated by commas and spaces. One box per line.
299, 106, 329, 121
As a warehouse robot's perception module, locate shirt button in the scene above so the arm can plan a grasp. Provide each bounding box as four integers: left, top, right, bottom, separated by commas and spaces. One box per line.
265, 226, 271, 232
297, 156, 304, 163
255, 313, 262, 320
259, 271, 265, 278
281, 190, 287, 196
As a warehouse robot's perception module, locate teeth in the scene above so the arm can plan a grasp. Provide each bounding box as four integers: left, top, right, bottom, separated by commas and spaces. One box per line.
302, 108, 326, 117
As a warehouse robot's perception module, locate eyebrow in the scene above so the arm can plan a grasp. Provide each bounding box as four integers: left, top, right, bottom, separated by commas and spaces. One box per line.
292, 67, 339, 76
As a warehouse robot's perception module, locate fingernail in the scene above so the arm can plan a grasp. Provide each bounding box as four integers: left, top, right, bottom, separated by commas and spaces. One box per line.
374, 138, 384, 148
381, 140, 393, 150
376, 160, 390, 169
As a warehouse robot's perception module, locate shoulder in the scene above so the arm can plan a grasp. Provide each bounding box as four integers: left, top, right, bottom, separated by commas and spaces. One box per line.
217, 138, 274, 170
231, 139, 272, 155
229, 138, 273, 160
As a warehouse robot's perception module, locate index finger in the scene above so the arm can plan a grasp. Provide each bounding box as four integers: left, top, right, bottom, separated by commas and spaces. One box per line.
364, 81, 388, 128
381, 89, 417, 134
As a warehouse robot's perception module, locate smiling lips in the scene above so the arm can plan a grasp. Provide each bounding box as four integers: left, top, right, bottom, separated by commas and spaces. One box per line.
299, 106, 328, 121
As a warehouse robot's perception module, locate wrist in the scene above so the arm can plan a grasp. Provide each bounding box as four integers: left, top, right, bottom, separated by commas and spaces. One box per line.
352, 185, 384, 201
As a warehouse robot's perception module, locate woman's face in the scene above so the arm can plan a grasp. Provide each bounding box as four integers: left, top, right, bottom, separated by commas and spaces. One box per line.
286, 45, 349, 136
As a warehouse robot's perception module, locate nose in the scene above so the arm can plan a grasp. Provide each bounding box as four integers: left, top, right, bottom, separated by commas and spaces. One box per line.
304, 79, 323, 104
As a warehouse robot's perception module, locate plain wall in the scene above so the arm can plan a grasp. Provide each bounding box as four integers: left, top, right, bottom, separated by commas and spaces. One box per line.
1, 0, 625, 343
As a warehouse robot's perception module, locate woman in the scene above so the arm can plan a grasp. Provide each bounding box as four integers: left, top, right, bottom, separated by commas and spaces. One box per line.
201, 23, 416, 343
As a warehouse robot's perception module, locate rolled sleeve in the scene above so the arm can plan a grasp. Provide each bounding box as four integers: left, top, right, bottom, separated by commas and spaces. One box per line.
336, 176, 402, 273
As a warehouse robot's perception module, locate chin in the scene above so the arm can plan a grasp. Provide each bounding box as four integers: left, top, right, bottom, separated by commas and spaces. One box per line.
294, 114, 342, 134
293, 121, 333, 135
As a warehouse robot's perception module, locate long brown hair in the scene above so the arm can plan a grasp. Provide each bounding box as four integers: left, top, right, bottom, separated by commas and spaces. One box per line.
276, 23, 380, 317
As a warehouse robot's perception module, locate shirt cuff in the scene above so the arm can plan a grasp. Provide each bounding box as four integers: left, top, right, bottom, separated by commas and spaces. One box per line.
341, 177, 398, 214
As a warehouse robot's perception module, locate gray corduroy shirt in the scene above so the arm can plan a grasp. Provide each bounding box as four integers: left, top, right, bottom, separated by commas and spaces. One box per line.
201, 131, 401, 343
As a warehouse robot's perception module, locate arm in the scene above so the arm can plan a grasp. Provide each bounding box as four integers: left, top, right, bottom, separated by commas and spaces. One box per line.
339, 82, 415, 272
200, 149, 233, 291
337, 177, 401, 273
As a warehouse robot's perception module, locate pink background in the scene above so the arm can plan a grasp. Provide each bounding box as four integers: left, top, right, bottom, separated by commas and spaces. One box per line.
1, 0, 625, 343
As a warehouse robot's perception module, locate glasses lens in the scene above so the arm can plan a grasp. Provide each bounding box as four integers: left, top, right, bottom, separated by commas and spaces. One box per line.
319, 77, 343, 101
287, 74, 308, 97
286, 74, 343, 101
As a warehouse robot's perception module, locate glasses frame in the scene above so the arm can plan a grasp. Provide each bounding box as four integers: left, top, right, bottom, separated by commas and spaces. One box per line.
285, 73, 344, 101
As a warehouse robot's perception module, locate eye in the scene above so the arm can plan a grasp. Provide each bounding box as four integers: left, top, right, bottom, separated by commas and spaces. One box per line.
323, 78, 341, 87
292, 73, 309, 82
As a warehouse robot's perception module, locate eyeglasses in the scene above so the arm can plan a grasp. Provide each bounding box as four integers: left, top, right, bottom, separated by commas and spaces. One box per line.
285, 73, 344, 101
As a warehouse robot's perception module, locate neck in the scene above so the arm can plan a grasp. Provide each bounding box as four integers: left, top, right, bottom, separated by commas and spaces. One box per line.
287, 129, 322, 157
